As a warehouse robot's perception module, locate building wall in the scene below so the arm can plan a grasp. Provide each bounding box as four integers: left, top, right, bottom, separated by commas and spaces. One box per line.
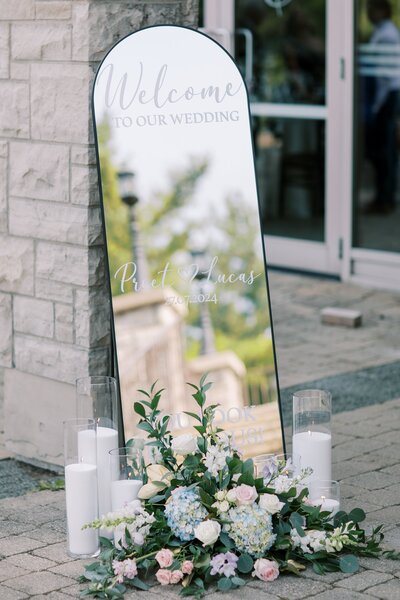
0, 0, 198, 467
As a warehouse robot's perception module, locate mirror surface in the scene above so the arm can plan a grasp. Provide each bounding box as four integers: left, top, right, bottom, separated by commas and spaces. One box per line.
93, 25, 284, 457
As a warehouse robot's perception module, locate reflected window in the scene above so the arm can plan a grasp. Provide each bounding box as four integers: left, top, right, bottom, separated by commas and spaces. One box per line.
354, 0, 400, 252
235, 0, 326, 104
254, 116, 325, 241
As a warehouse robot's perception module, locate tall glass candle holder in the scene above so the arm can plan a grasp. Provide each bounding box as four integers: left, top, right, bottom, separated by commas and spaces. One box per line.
292, 389, 332, 482
308, 480, 340, 517
76, 376, 119, 518
64, 418, 99, 558
110, 446, 144, 512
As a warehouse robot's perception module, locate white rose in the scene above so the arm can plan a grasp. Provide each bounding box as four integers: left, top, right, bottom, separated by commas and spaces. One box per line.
259, 494, 285, 515
226, 488, 237, 503
218, 500, 229, 513
171, 433, 197, 456
194, 520, 221, 546
215, 490, 226, 501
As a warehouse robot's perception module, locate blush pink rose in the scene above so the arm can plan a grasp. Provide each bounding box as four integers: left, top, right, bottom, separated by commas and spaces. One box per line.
156, 569, 172, 585
235, 484, 258, 505
181, 560, 194, 575
155, 549, 174, 568
252, 558, 280, 582
170, 569, 183, 584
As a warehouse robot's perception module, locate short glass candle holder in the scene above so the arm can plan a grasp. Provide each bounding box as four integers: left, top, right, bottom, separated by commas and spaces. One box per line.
64, 418, 99, 558
307, 480, 340, 517
253, 453, 294, 482
110, 446, 144, 511
292, 389, 332, 482
76, 376, 119, 518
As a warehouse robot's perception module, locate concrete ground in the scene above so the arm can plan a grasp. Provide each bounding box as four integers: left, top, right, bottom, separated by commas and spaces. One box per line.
0, 271, 399, 598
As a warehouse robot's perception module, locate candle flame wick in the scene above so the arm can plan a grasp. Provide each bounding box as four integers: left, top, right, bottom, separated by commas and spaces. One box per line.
308, 430, 311, 436
321, 495, 326, 501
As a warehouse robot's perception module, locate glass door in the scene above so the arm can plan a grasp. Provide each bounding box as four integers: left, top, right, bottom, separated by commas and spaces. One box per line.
351, 0, 400, 289
203, 0, 344, 275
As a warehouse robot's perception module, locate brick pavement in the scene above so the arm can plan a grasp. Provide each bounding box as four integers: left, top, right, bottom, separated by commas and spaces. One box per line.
0, 398, 399, 599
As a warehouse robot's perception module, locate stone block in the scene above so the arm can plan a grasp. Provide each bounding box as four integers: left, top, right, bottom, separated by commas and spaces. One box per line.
0, 23, 9, 79
9, 572, 74, 596
0, 81, 29, 138
32, 541, 75, 563
0, 155, 7, 232
10, 141, 69, 202
7, 553, 56, 572
367, 580, 400, 599
0, 559, 26, 583
0, 534, 45, 557
13, 295, 54, 338
35, 1, 72, 20
36, 278, 73, 304
321, 307, 362, 328
12, 23, 71, 61
75, 285, 111, 347
4, 369, 76, 464
71, 1, 89, 61
0, 140, 7, 158
9, 198, 91, 245
0, 0, 34, 20
13, 334, 89, 384
0, 235, 34, 295
36, 241, 93, 287
0, 293, 11, 367
55, 303, 73, 343
248, 574, 328, 598
71, 144, 97, 166
71, 165, 99, 205
0, 586, 28, 599
10, 62, 29, 80
31, 63, 90, 143
335, 571, 393, 592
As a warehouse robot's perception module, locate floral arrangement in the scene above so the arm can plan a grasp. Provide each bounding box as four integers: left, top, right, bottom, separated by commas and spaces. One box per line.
81, 377, 396, 598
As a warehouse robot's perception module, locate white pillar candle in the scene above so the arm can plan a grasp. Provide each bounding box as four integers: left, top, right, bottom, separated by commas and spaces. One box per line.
310, 496, 340, 516
96, 426, 119, 517
65, 463, 99, 557
111, 479, 143, 511
292, 431, 332, 482
77, 429, 96, 464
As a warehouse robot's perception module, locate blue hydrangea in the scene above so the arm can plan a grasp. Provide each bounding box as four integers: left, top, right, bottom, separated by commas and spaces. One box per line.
165, 487, 208, 541
223, 504, 276, 557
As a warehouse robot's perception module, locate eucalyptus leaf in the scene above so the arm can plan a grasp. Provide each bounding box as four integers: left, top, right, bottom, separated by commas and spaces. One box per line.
339, 555, 359, 573
217, 577, 232, 591
348, 508, 366, 523
237, 553, 253, 573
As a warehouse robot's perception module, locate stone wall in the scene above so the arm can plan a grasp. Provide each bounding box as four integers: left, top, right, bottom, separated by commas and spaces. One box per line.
0, 0, 198, 467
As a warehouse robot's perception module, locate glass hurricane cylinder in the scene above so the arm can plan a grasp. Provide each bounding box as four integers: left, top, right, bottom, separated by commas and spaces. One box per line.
76, 376, 119, 518
308, 480, 340, 517
292, 389, 332, 482
64, 418, 99, 558
109, 446, 144, 512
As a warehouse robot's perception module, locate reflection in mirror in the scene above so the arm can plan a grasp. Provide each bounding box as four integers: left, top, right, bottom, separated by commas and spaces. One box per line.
93, 25, 284, 458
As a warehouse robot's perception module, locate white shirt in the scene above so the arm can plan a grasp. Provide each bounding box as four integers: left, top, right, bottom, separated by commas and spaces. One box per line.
370, 19, 400, 113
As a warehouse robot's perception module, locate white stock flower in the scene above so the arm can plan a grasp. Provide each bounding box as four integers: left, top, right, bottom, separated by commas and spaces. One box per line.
259, 493, 285, 515
204, 445, 228, 477
171, 433, 197, 456
194, 520, 221, 546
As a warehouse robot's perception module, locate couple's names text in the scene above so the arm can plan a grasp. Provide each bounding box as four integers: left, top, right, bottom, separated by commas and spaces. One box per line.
114, 256, 261, 294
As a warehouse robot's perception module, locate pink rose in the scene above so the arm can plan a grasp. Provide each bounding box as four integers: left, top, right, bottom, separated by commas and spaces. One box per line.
123, 558, 137, 579
181, 560, 194, 575
235, 484, 258, 505
252, 558, 280, 582
170, 569, 183, 584
155, 548, 174, 568
156, 569, 172, 585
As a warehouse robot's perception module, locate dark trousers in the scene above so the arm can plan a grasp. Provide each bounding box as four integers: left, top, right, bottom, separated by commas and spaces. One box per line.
367, 90, 399, 208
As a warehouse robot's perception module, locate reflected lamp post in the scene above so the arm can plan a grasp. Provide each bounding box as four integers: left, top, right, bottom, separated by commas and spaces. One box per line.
190, 248, 216, 355
117, 171, 149, 287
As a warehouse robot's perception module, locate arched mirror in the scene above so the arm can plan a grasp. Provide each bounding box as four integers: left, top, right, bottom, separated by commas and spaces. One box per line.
92, 25, 285, 458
